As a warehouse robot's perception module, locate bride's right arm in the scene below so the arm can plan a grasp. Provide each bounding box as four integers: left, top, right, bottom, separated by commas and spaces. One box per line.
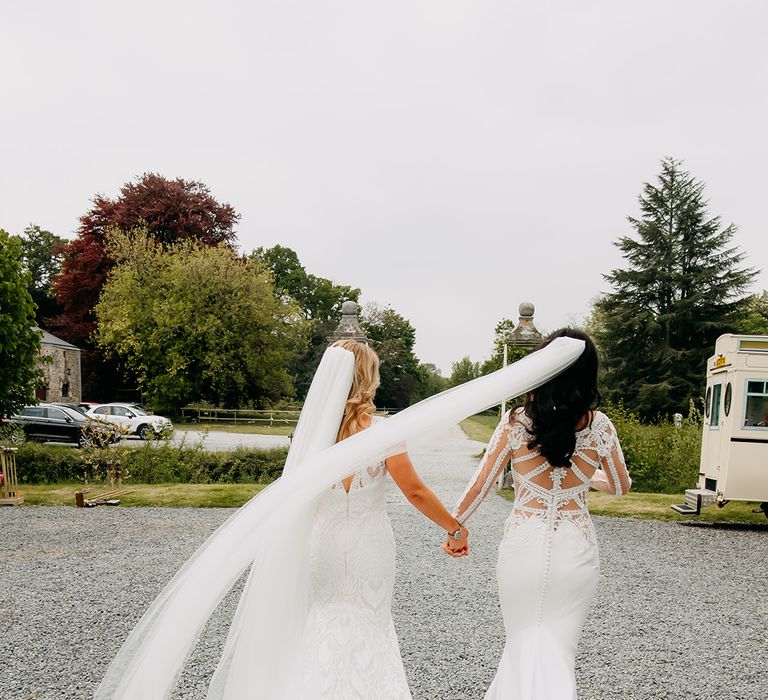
453, 412, 515, 525
386, 452, 468, 554
591, 416, 631, 495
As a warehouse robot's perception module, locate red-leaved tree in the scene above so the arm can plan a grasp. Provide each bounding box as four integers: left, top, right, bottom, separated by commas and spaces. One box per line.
50, 173, 240, 399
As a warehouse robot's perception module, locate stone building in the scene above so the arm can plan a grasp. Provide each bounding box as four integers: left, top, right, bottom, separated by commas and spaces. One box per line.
35, 328, 82, 402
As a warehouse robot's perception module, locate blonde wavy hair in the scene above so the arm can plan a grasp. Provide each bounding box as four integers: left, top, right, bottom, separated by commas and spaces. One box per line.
333, 339, 380, 442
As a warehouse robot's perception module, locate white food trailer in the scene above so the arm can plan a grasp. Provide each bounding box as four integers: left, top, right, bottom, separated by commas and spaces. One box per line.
672, 334, 768, 518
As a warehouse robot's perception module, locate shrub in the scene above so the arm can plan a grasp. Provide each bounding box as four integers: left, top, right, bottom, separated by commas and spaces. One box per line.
14, 442, 87, 482
0, 424, 26, 448
15, 441, 289, 485
602, 401, 702, 494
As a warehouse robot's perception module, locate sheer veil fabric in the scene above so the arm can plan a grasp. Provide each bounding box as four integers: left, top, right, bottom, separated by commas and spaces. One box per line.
94, 337, 585, 700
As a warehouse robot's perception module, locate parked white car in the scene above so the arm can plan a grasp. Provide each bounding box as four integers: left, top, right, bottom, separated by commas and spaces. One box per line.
86, 403, 173, 440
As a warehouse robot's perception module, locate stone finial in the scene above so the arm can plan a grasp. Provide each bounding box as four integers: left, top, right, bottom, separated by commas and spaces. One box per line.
328, 300, 369, 344
340, 300, 358, 316
508, 301, 542, 350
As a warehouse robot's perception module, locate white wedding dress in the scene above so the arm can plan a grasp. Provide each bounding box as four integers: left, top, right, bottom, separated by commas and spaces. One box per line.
299, 424, 411, 699
454, 408, 630, 699
93, 338, 587, 700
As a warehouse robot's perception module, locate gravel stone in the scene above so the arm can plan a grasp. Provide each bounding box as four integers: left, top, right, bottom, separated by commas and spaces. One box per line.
1, 426, 765, 699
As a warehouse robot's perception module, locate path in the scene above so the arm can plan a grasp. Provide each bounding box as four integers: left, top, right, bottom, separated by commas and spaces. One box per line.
0, 426, 765, 699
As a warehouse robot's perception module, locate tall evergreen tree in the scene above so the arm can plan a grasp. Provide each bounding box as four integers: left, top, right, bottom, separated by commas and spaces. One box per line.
595, 158, 755, 418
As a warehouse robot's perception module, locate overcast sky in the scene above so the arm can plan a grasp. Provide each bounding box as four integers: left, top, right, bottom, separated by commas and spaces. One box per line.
2, 1, 766, 373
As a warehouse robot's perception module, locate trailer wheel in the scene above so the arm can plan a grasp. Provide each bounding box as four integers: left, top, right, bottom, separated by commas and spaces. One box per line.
761, 503, 768, 521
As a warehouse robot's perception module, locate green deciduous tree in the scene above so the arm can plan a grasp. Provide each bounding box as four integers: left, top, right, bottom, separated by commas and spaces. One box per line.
51, 173, 240, 400
0, 229, 43, 417
252, 245, 360, 321
361, 304, 423, 409
251, 245, 360, 398
479, 318, 533, 376
413, 362, 449, 401
594, 158, 756, 418
16, 224, 67, 323
449, 356, 481, 387
96, 230, 305, 411
737, 290, 768, 336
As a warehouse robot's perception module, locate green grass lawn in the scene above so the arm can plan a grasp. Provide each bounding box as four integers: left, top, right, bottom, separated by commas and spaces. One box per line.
460, 414, 500, 443
175, 423, 294, 436
498, 488, 767, 524
19, 483, 266, 508
19, 482, 765, 523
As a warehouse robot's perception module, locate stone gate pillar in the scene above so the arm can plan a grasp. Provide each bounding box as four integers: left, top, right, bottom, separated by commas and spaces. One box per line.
508, 302, 542, 351
328, 301, 369, 345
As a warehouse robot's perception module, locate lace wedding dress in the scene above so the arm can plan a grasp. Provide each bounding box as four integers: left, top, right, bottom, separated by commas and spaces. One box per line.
454, 408, 630, 699
93, 338, 586, 700
299, 429, 412, 699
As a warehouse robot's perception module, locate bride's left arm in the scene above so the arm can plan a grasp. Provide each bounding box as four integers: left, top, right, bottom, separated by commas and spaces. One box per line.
386, 452, 468, 556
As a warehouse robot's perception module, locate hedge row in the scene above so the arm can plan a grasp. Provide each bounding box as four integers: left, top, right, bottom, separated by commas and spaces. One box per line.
12, 405, 703, 493
14, 441, 289, 485
602, 402, 702, 494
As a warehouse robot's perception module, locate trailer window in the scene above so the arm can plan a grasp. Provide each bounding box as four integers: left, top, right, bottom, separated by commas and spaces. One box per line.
744, 379, 768, 429
705, 387, 712, 418
710, 383, 722, 429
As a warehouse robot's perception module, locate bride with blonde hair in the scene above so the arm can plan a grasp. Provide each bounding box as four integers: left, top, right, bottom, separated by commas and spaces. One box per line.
297, 339, 468, 698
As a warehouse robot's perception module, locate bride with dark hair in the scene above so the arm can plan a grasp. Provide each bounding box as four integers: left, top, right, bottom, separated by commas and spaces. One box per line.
448, 328, 631, 699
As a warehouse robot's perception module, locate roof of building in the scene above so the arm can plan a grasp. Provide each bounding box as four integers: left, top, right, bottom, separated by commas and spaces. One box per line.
34, 327, 81, 351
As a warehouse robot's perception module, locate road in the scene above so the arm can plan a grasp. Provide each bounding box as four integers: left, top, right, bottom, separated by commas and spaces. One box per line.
40, 429, 291, 452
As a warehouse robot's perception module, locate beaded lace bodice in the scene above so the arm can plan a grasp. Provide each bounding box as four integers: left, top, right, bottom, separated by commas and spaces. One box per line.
454, 409, 630, 544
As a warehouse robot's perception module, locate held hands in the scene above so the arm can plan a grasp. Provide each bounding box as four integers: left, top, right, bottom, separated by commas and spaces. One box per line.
443, 524, 469, 558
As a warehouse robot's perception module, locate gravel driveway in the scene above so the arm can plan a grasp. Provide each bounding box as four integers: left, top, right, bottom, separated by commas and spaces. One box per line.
36, 430, 291, 453
1, 426, 765, 699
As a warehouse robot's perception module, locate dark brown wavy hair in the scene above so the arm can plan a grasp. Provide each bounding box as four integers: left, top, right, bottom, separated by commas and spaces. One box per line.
517, 328, 600, 468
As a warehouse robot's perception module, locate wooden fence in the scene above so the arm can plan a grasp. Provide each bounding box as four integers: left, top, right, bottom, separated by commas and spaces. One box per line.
179, 406, 402, 427
180, 408, 301, 427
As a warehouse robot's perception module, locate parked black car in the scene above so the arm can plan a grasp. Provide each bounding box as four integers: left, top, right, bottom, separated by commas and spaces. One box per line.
2, 404, 117, 447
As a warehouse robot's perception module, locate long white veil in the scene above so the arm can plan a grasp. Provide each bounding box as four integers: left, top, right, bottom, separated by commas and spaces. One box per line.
207, 347, 355, 697
94, 336, 584, 699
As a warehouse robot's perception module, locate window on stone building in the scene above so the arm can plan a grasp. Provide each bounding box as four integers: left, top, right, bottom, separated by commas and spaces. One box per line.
61, 382, 70, 397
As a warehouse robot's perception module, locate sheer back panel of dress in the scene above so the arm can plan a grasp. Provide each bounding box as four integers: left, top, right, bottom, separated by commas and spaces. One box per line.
454, 409, 630, 536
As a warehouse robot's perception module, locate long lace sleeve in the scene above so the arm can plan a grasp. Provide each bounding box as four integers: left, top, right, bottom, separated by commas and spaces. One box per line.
593, 415, 631, 495
453, 412, 515, 524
